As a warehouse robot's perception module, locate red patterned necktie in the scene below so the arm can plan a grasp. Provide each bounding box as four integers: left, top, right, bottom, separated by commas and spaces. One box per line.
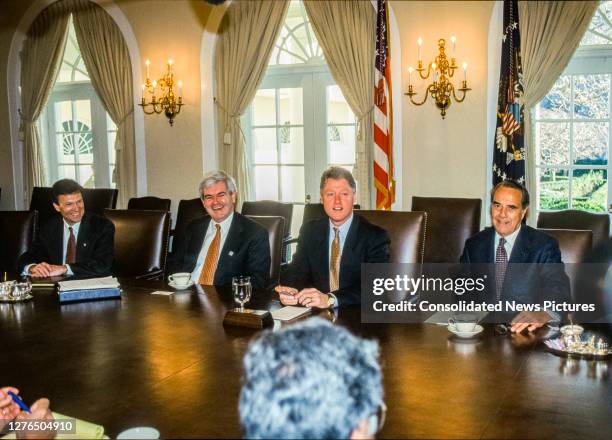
66, 226, 77, 265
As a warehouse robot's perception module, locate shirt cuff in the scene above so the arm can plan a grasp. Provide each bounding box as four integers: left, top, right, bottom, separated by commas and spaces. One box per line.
329, 292, 339, 309
65, 265, 74, 276
22, 264, 34, 276
547, 310, 561, 323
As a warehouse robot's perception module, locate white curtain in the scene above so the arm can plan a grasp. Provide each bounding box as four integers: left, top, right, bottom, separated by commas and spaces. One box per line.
303, 0, 375, 209
214, 0, 289, 204
71, 0, 137, 207
19, 2, 70, 199
518, 1, 598, 213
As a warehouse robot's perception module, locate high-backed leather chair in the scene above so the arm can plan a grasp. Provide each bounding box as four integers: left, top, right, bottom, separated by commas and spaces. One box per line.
173, 198, 208, 253
104, 209, 170, 279
242, 201, 293, 263
539, 228, 593, 301
30, 187, 118, 226
357, 210, 427, 263
537, 210, 610, 250
0, 211, 37, 272
128, 196, 171, 212
411, 196, 481, 263
245, 215, 285, 285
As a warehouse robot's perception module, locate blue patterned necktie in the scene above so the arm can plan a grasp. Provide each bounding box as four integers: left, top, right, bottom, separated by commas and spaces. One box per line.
495, 237, 508, 301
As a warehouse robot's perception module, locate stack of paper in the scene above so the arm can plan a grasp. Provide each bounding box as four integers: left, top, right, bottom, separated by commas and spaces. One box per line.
271, 306, 311, 322
57, 276, 121, 303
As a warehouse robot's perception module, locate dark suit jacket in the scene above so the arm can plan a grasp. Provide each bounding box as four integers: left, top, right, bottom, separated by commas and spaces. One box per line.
18, 213, 115, 279
460, 225, 571, 305
168, 212, 270, 289
281, 213, 390, 306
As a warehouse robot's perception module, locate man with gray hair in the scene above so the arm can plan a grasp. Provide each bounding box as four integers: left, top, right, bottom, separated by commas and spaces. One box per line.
169, 171, 270, 289
240, 318, 385, 439
276, 166, 390, 308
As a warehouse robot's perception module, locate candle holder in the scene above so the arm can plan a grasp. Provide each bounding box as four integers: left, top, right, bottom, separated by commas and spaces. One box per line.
405, 38, 471, 119
139, 59, 184, 126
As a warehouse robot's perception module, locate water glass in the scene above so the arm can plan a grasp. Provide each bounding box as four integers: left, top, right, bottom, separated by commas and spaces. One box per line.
232, 276, 252, 312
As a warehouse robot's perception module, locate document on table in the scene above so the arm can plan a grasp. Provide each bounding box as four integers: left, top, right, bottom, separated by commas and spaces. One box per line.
151, 290, 174, 296
271, 306, 311, 322
58, 276, 120, 292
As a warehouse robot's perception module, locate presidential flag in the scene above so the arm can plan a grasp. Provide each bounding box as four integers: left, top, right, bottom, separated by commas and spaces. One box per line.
493, 0, 525, 185
374, 0, 395, 210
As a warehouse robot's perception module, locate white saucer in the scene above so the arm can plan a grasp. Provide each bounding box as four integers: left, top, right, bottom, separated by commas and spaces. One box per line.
168, 280, 195, 290
448, 324, 484, 338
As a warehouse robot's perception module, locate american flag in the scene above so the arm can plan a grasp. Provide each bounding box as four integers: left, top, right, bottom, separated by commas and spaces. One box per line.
493, 0, 525, 185
374, 0, 394, 210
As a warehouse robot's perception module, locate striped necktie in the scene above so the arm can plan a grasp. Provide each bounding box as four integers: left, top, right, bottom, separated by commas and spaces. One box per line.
495, 237, 508, 301
199, 224, 221, 285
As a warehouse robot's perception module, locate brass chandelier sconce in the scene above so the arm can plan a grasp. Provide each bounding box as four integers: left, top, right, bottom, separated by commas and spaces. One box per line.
405, 37, 470, 119
139, 59, 183, 126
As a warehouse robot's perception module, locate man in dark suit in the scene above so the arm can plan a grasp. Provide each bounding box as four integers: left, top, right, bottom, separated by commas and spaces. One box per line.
168, 171, 270, 289
18, 179, 114, 279
276, 167, 390, 308
460, 180, 570, 333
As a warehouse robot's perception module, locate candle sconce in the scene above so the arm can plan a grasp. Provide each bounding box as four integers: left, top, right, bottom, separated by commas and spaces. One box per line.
139, 59, 184, 126
405, 37, 470, 119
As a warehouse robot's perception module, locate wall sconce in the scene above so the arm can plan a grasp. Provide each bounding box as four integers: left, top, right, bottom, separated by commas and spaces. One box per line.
405, 37, 470, 119
139, 59, 184, 126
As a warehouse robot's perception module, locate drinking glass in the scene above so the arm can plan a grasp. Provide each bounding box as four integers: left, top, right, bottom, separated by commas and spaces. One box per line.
232, 276, 252, 312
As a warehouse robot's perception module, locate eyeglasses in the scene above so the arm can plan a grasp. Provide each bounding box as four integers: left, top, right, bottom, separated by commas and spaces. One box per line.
368, 401, 387, 435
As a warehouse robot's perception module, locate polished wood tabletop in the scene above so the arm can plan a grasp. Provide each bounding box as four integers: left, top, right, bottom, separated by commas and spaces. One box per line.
1, 280, 611, 439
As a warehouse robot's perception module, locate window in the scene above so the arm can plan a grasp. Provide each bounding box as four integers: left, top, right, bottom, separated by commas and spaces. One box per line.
243, 0, 357, 209
535, 2, 612, 213
40, 18, 116, 188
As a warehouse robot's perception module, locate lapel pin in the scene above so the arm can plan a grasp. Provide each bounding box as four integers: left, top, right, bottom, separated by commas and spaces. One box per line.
228, 251, 234, 256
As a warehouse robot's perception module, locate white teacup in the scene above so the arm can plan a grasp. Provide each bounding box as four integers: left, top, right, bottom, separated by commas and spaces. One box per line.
169, 272, 191, 287
117, 427, 160, 439
449, 315, 477, 333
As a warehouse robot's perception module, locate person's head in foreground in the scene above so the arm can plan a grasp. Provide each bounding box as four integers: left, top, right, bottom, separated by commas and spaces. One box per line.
490, 179, 529, 237
239, 318, 384, 439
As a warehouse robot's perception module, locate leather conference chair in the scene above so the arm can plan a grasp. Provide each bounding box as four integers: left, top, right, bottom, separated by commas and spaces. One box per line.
242, 201, 293, 264
245, 215, 285, 285
173, 198, 208, 253
104, 209, 170, 279
128, 196, 171, 212
539, 228, 593, 302
537, 210, 610, 251
30, 187, 118, 226
0, 210, 37, 273
411, 196, 481, 263
357, 210, 427, 264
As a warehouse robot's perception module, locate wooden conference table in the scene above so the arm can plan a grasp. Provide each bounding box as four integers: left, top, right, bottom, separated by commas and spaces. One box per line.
1, 279, 611, 439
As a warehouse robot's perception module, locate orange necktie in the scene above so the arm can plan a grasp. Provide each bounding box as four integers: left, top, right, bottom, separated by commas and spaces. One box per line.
199, 224, 221, 285
329, 227, 340, 291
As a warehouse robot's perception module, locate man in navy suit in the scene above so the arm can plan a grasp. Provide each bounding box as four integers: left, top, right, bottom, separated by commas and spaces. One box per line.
168, 171, 270, 289
18, 179, 114, 279
276, 167, 390, 308
460, 180, 570, 333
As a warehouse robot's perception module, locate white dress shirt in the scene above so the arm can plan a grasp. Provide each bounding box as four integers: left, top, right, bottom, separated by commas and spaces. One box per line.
190, 212, 234, 281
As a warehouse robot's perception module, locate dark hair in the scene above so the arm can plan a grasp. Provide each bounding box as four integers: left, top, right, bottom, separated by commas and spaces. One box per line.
52, 179, 83, 204
490, 180, 529, 209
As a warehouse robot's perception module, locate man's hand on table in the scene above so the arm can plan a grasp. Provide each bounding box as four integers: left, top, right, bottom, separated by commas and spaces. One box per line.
510, 311, 551, 333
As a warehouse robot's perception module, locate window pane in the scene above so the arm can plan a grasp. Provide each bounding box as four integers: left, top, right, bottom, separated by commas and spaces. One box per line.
327, 86, 355, 124
280, 127, 304, 164
253, 128, 277, 164
279, 88, 303, 125
538, 168, 569, 210
253, 89, 276, 126
328, 125, 356, 164
55, 101, 73, 127
79, 164, 95, 188
536, 76, 571, 120
254, 166, 278, 200
574, 74, 610, 119
58, 164, 77, 181
280, 166, 305, 203
108, 130, 117, 164
537, 122, 569, 165
572, 169, 607, 212
75, 100, 92, 128
573, 122, 609, 165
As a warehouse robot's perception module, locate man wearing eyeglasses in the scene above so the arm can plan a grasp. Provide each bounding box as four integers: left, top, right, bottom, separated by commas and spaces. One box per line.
275, 166, 390, 308
168, 170, 270, 289
240, 318, 386, 439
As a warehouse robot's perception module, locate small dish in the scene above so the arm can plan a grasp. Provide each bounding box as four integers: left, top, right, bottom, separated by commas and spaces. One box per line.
448, 323, 484, 338
168, 280, 195, 290
0, 293, 34, 303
